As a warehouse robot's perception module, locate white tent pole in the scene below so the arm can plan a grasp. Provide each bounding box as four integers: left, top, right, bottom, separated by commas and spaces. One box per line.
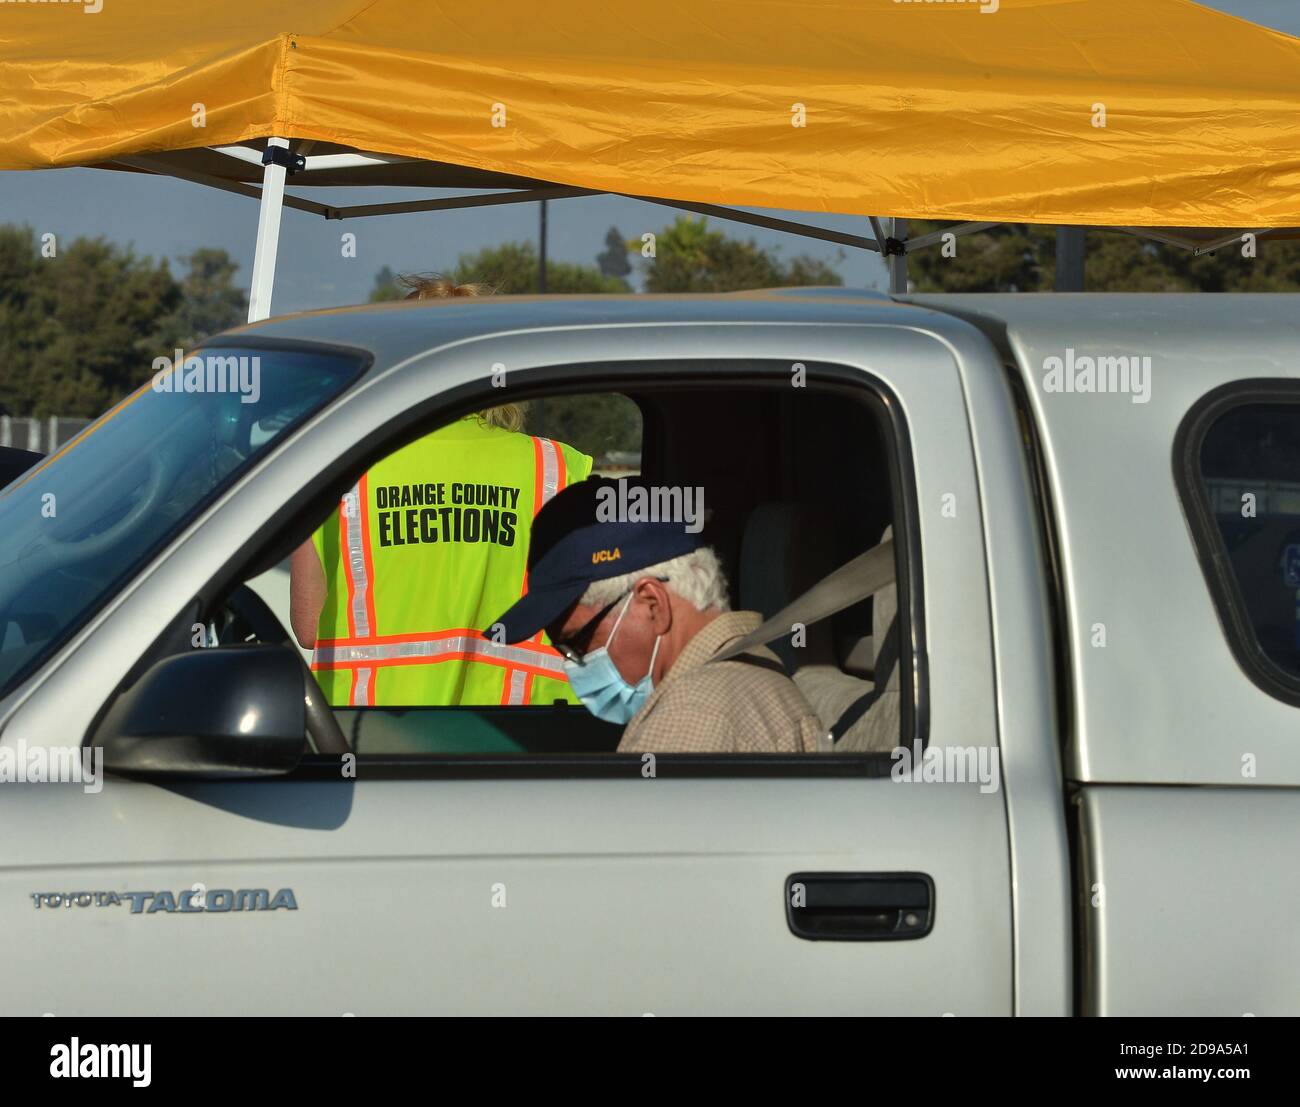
247, 137, 291, 323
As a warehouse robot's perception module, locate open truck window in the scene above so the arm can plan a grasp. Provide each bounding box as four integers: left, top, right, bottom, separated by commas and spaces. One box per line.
235, 366, 915, 767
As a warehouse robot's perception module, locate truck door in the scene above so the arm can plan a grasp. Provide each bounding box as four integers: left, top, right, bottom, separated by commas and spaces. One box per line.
1, 317, 1035, 1015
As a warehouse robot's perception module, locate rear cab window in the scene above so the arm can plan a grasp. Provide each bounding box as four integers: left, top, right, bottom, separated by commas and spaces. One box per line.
1177, 381, 1300, 705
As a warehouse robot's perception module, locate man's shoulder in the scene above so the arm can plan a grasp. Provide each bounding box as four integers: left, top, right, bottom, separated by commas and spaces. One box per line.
621, 653, 821, 754
671, 648, 788, 689
666, 651, 809, 712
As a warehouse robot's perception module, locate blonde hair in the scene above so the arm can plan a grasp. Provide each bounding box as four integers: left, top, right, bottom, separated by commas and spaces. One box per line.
400, 272, 495, 300
400, 272, 523, 432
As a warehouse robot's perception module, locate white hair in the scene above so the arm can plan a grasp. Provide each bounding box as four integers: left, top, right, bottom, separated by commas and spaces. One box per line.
579, 547, 731, 613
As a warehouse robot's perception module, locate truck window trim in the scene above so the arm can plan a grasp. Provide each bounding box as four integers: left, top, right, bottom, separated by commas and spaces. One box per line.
1173, 378, 1300, 709
300, 364, 928, 774
97, 359, 929, 776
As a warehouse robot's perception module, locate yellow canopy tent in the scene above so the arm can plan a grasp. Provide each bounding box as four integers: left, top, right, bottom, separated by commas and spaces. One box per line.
3, 0, 1299, 309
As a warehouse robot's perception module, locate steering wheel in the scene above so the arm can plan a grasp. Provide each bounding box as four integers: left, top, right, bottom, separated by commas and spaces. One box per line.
223, 584, 350, 756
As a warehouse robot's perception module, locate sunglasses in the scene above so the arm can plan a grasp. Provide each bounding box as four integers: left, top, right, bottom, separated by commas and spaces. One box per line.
549, 577, 669, 664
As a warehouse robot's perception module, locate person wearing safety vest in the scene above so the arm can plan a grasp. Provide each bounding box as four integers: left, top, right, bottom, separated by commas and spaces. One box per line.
289, 274, 593, 706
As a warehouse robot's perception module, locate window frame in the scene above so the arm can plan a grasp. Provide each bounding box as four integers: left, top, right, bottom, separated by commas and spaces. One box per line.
104, 355, 927, 779
1173, 377, 1300, 709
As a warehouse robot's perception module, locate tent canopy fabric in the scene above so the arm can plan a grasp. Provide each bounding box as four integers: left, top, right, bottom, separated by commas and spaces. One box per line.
3, 0, 1300, 228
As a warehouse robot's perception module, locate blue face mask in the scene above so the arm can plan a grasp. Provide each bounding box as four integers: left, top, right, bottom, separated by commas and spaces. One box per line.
563, 593, 662, 726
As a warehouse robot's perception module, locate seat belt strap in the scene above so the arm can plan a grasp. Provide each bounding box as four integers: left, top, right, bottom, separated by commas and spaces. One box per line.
711, 539, 895, 663
828, 614, 900, 743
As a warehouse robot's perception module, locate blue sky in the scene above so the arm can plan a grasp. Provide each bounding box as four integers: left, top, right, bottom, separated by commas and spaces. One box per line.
0, 1, 1294, 315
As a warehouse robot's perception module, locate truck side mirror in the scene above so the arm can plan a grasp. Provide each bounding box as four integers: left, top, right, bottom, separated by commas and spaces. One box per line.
93, 646, 307, 778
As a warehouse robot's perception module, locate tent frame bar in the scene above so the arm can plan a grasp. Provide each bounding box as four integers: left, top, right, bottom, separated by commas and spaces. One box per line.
211, 144, 418, 173
330, 185, 597, 220
118, 138, 1298, 321
904, 221, 1001, 251
203, 140, 888, 247
116, 154, 336, 218
129, 141, 891, 247
1116, 225, 1278, 256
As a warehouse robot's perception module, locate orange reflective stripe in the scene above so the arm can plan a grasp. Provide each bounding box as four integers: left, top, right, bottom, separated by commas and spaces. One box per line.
315, 627, 560, 654
500, 666, 531, 705
537, 437, 561, 507
507, 669, 530, 704
531, 437, 545, 524
357, 473, 379, 634
553, 441, 568, 499
349, 666, 374, 707
338, 488, 358, 638
312, 634, 566, 677
522, 436, 562, 601
331, 476, 380, 705
339, 480, 374, 639
316, 652, 564, 681
525, 437, 567, 648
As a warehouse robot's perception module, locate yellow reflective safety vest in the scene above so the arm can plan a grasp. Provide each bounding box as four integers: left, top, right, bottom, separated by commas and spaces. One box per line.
310, 416, 593, 706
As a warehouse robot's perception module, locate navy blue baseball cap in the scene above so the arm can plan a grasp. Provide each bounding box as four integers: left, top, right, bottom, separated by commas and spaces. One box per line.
489, 477, 706, 644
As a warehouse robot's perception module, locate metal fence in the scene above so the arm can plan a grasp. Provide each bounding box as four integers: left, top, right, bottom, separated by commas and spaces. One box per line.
0, 416, 93, 453
1206, 478, 1300, 518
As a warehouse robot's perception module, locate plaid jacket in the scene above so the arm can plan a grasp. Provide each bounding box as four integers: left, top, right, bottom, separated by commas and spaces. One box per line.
617, 611, 823, 754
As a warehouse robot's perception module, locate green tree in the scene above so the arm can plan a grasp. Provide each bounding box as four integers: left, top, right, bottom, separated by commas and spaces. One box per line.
158, 247, 247, 347
525, 393, 642, 461
368, 264, 403, 302
0, 225, 182, 417
640, 215, 842, 292
904, 222, 1300, 293
902, 222, 1049, 293
596, 226, 632, 281
451, 241, 628, 294
367, 246, 627, 300
0, 225, 44, 417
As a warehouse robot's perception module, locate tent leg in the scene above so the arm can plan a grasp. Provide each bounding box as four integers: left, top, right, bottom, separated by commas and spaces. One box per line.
247, 137, 291, 323
1055, 226, 1086, 291
888, 218, 909, 295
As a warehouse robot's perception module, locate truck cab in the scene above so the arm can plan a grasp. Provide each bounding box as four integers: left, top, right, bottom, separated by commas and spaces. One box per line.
0, 290, 1294, 1015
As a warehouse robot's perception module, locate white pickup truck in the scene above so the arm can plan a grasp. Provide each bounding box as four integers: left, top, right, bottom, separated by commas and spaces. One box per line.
0, 289, 1295, 1015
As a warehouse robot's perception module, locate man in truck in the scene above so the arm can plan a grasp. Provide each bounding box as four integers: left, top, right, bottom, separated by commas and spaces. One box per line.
490, 477, 822, 753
